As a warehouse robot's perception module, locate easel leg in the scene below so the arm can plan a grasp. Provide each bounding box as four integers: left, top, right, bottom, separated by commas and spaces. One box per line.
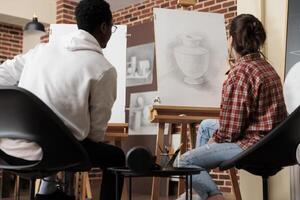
151, 122, 165, 200
178, 123, 188, 196
189, 123, 197, 149
229, 168, 242, 200
35, 179, 41, 195
13, 175, 20, 200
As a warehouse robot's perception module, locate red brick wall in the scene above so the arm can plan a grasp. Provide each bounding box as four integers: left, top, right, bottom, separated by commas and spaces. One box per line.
113, 0, 237, 35
56, 0, 77, 24
0, 23, 23, 63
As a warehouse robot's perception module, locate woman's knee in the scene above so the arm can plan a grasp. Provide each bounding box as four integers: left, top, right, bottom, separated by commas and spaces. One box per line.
178, 151, 192, 167
200, 119, 218, 130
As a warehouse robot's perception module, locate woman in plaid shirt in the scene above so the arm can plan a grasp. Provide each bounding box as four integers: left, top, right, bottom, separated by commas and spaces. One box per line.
179, 14, 287, 200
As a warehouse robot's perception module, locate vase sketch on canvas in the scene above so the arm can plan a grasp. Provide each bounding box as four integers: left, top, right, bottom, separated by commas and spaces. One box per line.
154, 8, 227, 107
174, 34, 209, 85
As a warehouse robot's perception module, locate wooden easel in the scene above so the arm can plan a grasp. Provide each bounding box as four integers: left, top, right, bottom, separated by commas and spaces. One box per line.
149, 105, 241, 200
75, 123, 129, 200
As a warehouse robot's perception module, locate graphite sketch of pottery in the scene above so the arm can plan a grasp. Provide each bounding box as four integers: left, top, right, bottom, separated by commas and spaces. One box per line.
174, 34, 209, 84
129, 96, 144, 130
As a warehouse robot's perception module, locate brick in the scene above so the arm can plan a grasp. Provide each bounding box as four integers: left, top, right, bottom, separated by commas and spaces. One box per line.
225, 181, 232, 186
223, 1, 235, 7
200, 7, 209, 12
130, 17, 138, 22
219, 174, 230, 179
204, 0, 215, 7
124, 14, 132, 19
228, 5, 237, 11
194, 3, 204, 10
160, 2, 170, 8
133, 11, 142, 17
215, 8, 228, 13
142, 8, 151, 14
63, 3, 75, 10
209, 4, 221, 11
225, 12, 235, 18
129, 7, 138, 12
138, 5, 146, 10
215, 180, 224, 185
220, 186, 231, 193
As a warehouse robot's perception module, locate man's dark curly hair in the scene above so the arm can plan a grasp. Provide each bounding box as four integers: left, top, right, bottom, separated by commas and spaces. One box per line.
75, 0, 112, 34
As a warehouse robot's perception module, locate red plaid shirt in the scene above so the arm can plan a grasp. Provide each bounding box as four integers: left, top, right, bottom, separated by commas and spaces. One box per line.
213, 53, 287, 149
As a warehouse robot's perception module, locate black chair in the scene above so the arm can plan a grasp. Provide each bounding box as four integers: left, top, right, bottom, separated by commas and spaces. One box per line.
219, 105, 300, 200
0, 86, 91, 199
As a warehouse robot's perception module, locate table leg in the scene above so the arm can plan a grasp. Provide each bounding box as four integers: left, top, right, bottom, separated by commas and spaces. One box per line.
190, 175, 192, 200
116, 174, 119, 200
185, 175, 188, 200
129, 177, 132, 200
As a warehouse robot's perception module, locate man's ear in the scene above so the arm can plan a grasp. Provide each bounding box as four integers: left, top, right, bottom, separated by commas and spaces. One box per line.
100, 23, 107, 34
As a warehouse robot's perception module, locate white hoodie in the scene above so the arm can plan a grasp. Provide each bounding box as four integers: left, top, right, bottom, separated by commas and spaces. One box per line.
0, 30, 117, 160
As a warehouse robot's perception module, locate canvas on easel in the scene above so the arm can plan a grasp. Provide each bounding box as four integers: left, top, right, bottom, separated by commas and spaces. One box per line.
154, 8, 228, 107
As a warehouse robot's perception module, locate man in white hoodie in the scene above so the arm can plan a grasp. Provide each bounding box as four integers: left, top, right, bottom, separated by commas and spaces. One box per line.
0, 0, 125, 199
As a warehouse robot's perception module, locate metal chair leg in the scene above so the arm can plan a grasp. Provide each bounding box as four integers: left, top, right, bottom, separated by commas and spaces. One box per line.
29, 179, 36, 200
262, 177, 269, 200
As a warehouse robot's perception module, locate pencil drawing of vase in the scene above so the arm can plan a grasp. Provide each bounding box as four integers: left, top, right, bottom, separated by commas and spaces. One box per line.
174, 34, 209, 84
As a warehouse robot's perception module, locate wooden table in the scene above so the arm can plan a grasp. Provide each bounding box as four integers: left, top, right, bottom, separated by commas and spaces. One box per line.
150, 105, 220, 200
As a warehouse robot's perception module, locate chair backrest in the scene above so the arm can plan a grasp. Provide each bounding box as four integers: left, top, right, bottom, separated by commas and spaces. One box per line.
0, 86, 91, 173
220, 105, 300, 174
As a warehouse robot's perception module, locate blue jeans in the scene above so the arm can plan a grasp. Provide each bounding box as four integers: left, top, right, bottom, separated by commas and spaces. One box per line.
179, 119, 243, 200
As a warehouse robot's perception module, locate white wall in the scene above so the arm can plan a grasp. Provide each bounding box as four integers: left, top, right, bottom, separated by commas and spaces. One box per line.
0, 0, 56, 25
237, 0, 290, 200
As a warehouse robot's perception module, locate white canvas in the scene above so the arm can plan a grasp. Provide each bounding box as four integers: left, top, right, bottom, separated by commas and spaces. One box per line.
49, 24, 127, 122
128, 91, 158, 135
154, 8, 228, 107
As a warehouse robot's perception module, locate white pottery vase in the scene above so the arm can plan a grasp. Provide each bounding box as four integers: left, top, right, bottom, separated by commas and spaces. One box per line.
174, 34, 209, 84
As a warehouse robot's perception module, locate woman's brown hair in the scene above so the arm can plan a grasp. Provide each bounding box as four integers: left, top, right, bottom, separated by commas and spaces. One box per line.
229, 14, 266, 56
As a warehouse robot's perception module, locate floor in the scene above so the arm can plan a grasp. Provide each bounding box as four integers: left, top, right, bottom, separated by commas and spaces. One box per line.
131, 193, 235, 200
2, 194, 235, 200
1, 177, 236, 200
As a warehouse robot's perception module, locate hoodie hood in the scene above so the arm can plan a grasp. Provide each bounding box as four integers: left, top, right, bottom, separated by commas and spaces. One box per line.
62, 29, 103, 54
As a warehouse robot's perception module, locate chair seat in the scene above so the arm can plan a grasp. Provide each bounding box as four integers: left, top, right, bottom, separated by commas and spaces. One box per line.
219, 158, 282, 177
